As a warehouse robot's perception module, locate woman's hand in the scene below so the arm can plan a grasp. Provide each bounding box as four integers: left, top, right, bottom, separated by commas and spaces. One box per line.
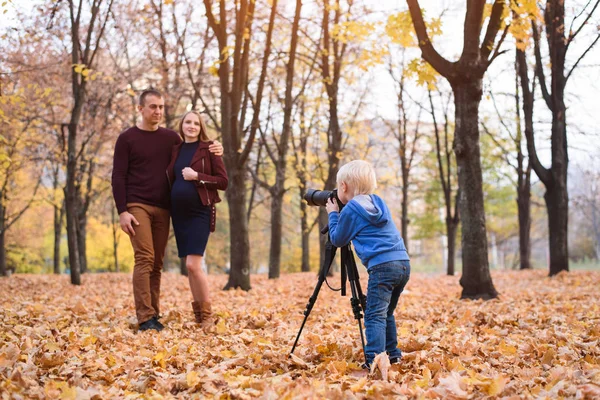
182, 167, 199, 181
325, 197, 339, 214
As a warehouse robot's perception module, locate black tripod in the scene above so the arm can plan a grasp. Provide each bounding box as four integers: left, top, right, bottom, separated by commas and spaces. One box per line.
290, 225, 368, 362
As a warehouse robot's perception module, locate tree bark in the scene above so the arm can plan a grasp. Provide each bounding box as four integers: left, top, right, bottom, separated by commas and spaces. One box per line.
515, 48, 533, 270
0, 208, 6, 277
527, 0, 591, 275
76, 213, 87, 274
268, 0, 302, 279
318, 0, 347, 269
407, 0, 505, 298
203, 0, 272, 291
224, 166, 251, 289
111, 205, 119, 272
268, 193, 283, 279
400, 157, 410, 251
65, 123, 81, 285
545, 178, 569, 274
300, 192, 310, 272
452, 81, 498, 299
65, 0, 114, 284
296, 103, 311, 273
53, 199, 65, 274
446, 220, 458, 276
429, 89, 460, 276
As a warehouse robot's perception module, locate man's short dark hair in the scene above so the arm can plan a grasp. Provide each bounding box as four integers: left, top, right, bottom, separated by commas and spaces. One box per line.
139, 89, 163, 106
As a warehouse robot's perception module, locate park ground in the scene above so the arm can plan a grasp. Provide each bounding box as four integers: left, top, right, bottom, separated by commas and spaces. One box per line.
1, 269, 599, 399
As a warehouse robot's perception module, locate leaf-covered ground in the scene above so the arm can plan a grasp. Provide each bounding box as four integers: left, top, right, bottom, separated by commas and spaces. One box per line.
1, 269, 599, 399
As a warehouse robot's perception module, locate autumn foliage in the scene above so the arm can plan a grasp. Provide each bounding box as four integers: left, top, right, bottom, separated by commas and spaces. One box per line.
1, 270, 599, 398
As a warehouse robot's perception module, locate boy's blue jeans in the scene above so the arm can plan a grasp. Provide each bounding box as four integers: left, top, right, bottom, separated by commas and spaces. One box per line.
364, 260, 410, 366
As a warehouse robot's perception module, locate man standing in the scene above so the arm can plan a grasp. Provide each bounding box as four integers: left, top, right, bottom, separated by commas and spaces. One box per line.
111, 89, 223, 332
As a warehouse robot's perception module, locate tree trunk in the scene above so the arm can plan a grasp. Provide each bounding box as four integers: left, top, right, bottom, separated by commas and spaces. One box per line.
517, 187, 532, 270
400, 163, 409, 251
224, 165, 251, 290
545, 176, 569, 275
54, 200, 65, 274
111, 206, 119, 272
453, 81, 498, 299
65, 123, 81, 285
300, 194, 310, 272
268, 191, 283, 279
446, 219, 458, 276
529, 1, 573, 275
0, 212, 6, 277
267, 0, 301, 279
592, 199, 600, 260
546, 96, 569, 275
515, 48, 533, 270
77, 213, 87, 274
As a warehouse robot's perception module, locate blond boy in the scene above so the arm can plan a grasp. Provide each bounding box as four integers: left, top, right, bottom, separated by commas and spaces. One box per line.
325, 160, 411, 368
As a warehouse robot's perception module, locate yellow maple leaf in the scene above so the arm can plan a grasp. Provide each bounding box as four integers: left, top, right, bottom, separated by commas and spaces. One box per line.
350, 377, 367, 392
220, 350, 235, 358
186, 371, 200, 388
499, 340, 518, 356
153, 351, 166, 368
416, 367, 431, 388
485, 375, 508, 396
215, 319, 227, 334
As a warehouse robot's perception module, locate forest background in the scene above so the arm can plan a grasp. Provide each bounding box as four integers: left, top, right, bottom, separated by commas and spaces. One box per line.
1, 0, 599, 288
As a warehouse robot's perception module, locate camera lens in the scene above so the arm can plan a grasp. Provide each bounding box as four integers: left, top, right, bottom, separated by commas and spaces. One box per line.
304, 189, 332, 207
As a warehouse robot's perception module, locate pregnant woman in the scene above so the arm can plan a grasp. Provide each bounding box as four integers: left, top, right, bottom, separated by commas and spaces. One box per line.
167, 110, 228, 328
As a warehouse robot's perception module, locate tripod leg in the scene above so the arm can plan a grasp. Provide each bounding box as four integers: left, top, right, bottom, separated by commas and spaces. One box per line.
341, 245, 368, 363
290, 240, 337, 355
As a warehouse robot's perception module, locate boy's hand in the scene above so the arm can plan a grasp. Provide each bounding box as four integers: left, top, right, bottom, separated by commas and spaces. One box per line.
326, 197, 339, 214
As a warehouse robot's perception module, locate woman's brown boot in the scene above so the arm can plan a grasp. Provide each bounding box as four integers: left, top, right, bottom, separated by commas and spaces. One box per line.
191, 301, 203, 323
199, 302, 214, 329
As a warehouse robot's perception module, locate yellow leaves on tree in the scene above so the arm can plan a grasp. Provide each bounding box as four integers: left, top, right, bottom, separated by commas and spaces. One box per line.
386, 10, 442, 48
509, 0, 542, 50
331, 21, 375, 44
385, 10, 441, 89
407, 58, 439, 90
72, 63, 100, 81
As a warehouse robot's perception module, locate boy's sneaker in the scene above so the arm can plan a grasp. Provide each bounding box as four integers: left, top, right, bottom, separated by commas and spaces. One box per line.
390, 356, 401, 364
139, 318, 164, 332
361, 363, 371, 371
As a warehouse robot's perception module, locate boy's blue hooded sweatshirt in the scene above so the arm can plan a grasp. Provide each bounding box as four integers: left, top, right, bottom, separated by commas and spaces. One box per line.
328, 194, 409, 270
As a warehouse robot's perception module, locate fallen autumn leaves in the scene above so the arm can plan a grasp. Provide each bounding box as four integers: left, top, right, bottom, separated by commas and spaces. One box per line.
1, 270, 599, 399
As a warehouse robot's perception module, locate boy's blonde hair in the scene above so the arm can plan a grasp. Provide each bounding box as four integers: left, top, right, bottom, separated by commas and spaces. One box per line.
337, 160, 377, 195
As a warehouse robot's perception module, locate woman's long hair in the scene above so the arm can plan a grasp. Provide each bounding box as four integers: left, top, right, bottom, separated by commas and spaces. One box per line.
178, 111, 212, 142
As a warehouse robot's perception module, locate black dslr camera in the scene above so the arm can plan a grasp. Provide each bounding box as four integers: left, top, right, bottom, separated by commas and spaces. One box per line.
304, 188, 343, 209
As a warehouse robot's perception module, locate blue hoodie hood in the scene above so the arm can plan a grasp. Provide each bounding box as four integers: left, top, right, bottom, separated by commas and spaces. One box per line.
348, 194, 389, 227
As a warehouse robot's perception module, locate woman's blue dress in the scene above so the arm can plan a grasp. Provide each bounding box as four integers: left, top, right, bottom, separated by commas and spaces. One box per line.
170, 141, 211, 257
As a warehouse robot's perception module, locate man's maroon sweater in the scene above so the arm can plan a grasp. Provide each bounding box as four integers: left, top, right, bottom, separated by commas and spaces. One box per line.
111, 126, 181, 214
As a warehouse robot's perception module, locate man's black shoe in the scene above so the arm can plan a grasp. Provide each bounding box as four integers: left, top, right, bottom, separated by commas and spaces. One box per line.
390, 356, 401, 364
139, 318, 163, 332
152, 316, 165, 330
361, 363, 371, 371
